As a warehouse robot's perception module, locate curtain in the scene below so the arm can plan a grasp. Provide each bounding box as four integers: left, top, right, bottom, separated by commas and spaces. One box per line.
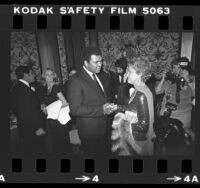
36, 31, 62, 82
89, 31, 99, 47
180, 32, 193, 61
63, 31, 86, 71
191, 32, 197, 71
63, 31, 75, 71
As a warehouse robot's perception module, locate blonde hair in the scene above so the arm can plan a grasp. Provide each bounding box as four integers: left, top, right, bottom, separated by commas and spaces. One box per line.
42, 68, 60, 84
128, 57, 151, 82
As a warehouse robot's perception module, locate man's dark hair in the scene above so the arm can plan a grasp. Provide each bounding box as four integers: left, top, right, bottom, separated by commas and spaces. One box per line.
171, 56, 193, 74
83, 47, 102, 63
115, 57, 128, 72
15, 65, 32, 79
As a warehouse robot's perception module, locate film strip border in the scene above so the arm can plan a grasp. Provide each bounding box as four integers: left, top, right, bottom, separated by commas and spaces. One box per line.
0, 6, 199, 31
12, 14, 195, 31
0, 5, 200, 183
5, 157, 199, 183
12, 14, 197, 31
11, 158, 193, 174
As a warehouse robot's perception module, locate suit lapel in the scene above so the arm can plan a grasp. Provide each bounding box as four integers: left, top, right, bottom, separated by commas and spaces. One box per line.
97, 73, 107, 99
80, 69, 106, 100
18, 81, 36, 95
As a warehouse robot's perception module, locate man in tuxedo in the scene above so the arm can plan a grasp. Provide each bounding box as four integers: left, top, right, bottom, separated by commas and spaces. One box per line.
110, 57, 133, 105
67, 47, 116, 156
11, 65, 46, 156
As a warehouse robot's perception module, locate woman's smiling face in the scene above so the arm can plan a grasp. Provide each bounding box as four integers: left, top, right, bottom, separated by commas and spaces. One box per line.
45, 70, 54, 83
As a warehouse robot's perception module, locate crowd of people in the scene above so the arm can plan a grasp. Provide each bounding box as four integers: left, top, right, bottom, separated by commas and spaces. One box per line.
10, 47, 195, 157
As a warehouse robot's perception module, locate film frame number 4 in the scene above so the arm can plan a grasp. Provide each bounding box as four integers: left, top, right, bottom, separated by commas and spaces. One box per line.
75, 175, 99, 183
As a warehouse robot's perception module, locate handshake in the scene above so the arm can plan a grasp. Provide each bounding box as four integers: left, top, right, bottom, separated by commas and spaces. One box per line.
103, 103, 118, 115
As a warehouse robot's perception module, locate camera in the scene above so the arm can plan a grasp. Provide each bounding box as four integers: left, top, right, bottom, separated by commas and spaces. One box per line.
163, 102, 177, 117
165, 72, 186, 87
165, 72, 178, 82
165, 57, 192, 87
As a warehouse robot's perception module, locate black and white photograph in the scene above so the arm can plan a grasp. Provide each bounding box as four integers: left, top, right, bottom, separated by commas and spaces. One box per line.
0, 4, 199, 184
10, 31, 195, 157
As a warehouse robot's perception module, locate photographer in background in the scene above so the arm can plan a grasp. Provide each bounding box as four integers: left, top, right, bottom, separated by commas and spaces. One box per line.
155, 57, 195, 145
110, 57, 132, 105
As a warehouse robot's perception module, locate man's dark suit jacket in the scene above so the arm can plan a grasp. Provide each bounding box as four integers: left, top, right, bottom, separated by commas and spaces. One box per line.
11, 81, 45, 139
110, 72, 132, 105
67, 68, 110, 139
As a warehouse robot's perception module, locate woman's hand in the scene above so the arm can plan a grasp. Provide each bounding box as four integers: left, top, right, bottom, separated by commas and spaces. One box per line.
57, 92, 69, 107
35, 128, 46, 136
109, 103, 118, 112
61, 101, 69, 108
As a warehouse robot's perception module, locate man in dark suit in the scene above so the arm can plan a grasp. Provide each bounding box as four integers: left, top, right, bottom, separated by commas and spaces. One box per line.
110, 57, 132, 105
67, 47, 116, 156
11, 65, 46, 156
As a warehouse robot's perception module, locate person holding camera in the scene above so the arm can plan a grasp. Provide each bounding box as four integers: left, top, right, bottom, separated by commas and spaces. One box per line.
155, 57, 195, 143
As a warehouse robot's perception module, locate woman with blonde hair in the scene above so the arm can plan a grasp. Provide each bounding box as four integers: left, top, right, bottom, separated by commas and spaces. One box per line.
40, 68, 71, 156
111, 57, 155, 156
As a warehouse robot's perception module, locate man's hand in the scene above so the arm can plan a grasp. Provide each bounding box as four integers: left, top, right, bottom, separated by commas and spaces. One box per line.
180, 69, 189, 81
35, 128, 45, 136
155, 71, 166, 93
103, 103, 112, 114
41, 104, 47, 114
103, 103, 118, 115
109, 103, 118, 112
69, 129, 81, 145
185, 128, 195, 142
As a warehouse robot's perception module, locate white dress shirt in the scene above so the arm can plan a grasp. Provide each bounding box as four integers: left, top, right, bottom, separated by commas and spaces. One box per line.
83, 66, 104, 92
119, 75, 122, 83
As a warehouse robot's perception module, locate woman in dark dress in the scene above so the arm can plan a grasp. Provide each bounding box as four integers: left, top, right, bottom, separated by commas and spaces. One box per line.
41, 68, 71, 156
111, 57, 155, 156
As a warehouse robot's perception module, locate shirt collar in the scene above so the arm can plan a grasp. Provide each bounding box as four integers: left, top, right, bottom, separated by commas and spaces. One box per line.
83, 66, 94, 79
19, 79, 30, 88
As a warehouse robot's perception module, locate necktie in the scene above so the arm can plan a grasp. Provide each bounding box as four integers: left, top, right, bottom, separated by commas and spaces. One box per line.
92, 74, 104, 96
119, 75, 124, 84
29, 84, 35, 92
